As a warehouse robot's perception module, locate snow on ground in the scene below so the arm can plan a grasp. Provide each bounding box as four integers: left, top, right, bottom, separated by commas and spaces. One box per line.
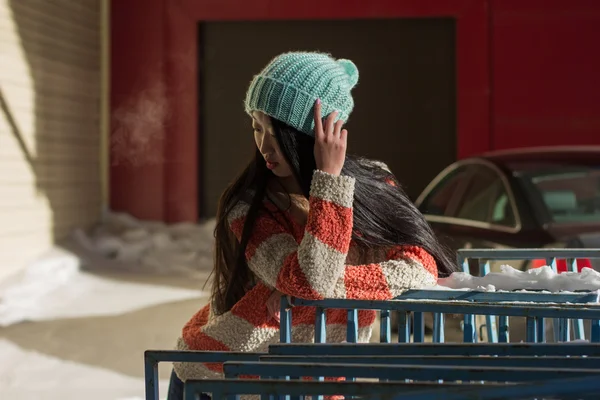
72, 211, 216, 277
0, 211, 214, 326
0, 246, 204, 327
0, 339, 169, 400
0, 212, 215, 399
438, 264, 600, 293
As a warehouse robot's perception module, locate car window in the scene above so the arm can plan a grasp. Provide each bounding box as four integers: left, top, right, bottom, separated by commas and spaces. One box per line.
515, 166, 600, 224
420, 166, 469, 216
453, 166, 517, 227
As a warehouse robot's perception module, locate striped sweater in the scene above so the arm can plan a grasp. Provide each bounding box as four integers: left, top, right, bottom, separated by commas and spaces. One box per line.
174, 170, 438, 380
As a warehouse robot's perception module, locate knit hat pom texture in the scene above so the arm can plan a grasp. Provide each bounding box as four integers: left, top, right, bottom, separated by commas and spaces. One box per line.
245, 52, 359, 136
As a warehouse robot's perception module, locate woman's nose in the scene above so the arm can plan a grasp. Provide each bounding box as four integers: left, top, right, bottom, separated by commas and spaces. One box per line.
259, 135, 274, 154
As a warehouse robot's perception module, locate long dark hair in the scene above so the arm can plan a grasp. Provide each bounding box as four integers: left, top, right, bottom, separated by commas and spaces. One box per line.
210, 118, 457, 314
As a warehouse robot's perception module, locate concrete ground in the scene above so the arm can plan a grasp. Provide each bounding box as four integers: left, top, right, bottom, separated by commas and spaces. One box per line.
0, 263, 210, 400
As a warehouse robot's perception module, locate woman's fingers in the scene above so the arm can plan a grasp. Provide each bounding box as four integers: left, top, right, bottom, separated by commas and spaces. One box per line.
334, 119, 344, 138
314, 100, 324, 139
325, 111, 339, 139
340, 128, 348, 144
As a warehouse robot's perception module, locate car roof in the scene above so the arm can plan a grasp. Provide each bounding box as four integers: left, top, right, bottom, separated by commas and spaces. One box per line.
478, 146, 600, 167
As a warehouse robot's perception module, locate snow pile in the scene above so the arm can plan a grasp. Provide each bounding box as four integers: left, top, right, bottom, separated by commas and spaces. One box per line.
73, 212, 216, 277
438, 264, 600, 293
0, 246, 203, 326
0, 339, 169, 400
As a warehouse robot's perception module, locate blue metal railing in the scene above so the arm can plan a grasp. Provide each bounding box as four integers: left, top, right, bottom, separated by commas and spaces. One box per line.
223, 360, 600, 381
280, 289, 600, 344
268, 342, 600, 357
145, 248, 600, 400
458, 248, 600, 343
185, 374, 600, 399
144, 351, 262, 400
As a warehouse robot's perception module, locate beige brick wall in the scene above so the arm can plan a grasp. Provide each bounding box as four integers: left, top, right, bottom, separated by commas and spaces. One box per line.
0, 0, 102, 282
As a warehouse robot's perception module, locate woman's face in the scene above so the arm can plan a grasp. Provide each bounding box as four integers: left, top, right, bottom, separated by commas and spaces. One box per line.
252, 111, 293, 178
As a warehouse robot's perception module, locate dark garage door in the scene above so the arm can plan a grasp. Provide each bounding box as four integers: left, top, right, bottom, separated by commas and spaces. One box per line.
199, 19, 456, 217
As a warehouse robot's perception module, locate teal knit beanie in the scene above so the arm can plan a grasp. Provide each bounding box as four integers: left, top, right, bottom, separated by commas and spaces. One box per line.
245, 52, 359, 136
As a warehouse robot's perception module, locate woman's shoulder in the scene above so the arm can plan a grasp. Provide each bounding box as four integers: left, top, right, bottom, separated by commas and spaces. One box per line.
226, 188, 280, 224
225, 189, 255, 225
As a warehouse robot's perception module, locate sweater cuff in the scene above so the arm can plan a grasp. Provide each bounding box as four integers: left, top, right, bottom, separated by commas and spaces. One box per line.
310, 170, 355, 208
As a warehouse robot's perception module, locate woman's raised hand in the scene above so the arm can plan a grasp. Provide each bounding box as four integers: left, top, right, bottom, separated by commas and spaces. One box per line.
313, 100, 347, 176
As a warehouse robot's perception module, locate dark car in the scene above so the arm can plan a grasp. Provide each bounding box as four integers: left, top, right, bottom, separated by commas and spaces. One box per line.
415, 146, 600, 274
389, 147, 600, 342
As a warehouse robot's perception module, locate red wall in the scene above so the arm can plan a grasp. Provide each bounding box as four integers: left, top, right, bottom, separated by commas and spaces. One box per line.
110, 0, 600, 222
492, 0, 600, 149
110, 0, 197, 222
110, 0, 166, 220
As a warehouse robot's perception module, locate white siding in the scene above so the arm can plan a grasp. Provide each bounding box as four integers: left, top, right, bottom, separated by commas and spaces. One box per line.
0, 0, 101, 282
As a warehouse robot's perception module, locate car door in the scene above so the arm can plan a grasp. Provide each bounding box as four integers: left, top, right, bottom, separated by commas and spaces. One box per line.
419, 161, 523, 274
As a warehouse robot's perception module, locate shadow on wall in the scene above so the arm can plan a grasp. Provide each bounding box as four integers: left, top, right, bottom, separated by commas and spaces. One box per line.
2, 1, 101, 249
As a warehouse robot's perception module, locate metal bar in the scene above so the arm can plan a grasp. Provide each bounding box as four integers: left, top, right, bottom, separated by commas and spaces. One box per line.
498, 316, 509, 343
457, 253, 468, 274
280, 297, 292, 344
526, 317, 537, 342
559, 318, 571, 342
315, 307, 326, 343
545, 256, 563, 342
260, 375, 275, 400
546, 257, 557, 272
481, 260, 498, 343
388, 290, 599, 303
347, 309, 358, 343
413, 312, 425, 342
260, 355, 600, 369
144, 353, 159, 400
486, 312, 499, 342
573, 317, 586, 341
569, 258, 586, 341
398, 311, 410, 343
393, 375, 600, 400
546, 256, 564, 342
292, 299, 600, 319
433, 313, 444, 343
593, 320, 600, 343
568, 258, 578, 272
183, 383, 197, 400
463, 314, 477, 343
184, 379, 500, 398
143, 352, 265, 400
269, 343, 600, 357
380, 310, 391, 343
222, 361, 600, 383
457, 248, 600, 259
186, 376, 600, 398
346, 308, 358, 383
143, 350, 263, 363
536, 317, 546, 343
463, 259, 479, 343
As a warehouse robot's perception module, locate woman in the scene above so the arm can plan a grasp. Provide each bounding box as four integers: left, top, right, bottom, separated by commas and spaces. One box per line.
167, 52, 456, 398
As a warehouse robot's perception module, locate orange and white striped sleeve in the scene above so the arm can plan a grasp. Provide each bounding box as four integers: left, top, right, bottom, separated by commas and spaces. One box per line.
173, 282, 279, 381
330, 245, 438, 300
229, 170, 437, 300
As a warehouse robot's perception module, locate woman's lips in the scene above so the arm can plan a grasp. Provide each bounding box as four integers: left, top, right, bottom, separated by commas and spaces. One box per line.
266, 161, 279, 170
